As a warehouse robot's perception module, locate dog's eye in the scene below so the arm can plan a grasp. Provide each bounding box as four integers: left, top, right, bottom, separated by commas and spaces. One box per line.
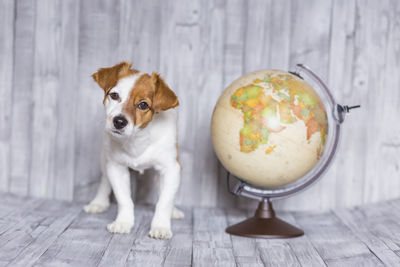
137, 101, 149, 110
109, 92, 119, 100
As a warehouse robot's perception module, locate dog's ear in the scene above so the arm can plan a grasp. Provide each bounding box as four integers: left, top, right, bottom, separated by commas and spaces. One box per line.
151, 72, 179, 112
92, 62, 133, 93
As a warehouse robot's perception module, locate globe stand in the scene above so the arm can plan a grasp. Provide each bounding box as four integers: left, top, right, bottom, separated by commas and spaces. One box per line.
226, 198, 304, 238
226, 172, 304, 238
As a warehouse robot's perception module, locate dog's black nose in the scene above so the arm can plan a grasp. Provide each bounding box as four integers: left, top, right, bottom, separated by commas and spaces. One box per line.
113, 116, 128, 129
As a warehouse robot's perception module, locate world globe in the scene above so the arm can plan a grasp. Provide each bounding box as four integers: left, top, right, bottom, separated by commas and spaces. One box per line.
211, 69, 328, 188
211, 64, 358, 238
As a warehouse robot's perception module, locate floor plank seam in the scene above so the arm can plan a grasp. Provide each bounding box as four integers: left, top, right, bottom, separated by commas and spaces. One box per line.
287, 241, 321, 267
335, 205, 400, 265
291, 212, 329, 266
8, 204, 82, 266
331, 209, 385, 255
365, 246, 386, 266
225, 210, 239, 267
96, 229, 114, 267
29, 209, 81, 266
161, 236, 173, 266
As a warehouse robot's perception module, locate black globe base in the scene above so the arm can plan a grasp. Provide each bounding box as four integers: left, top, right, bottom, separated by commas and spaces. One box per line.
226, 200, 304, 238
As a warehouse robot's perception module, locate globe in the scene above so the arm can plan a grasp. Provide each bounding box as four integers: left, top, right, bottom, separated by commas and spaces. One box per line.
211, 69, 328, 188
211, 64, 357, 238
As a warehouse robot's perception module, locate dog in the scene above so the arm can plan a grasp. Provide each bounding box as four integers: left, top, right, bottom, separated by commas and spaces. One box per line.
83, 62, 183, 239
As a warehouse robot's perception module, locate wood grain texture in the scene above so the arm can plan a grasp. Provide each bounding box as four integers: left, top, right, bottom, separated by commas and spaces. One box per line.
363, 0, 400, 204
326, 0, 357, 209
334, 203, 400, 266
53, 0, 80, 200
9, 0, 36, 196
192, 208, 235, 267
0, 0, 14, 193
1, 193, 400, 266
29, 0, 59, 198
191, 0, 225, 207
0, 0, 398, 211
8, 203, 81, 267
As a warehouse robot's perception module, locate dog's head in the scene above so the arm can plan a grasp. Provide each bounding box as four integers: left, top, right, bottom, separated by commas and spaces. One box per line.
92, 62, 179, 137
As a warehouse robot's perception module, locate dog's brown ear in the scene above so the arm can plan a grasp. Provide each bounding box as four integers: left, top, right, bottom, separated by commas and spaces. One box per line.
92, 62, 133, 93
151, 72, 179, 112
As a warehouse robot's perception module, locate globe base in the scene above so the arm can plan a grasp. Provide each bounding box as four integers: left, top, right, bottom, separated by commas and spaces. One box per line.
226, 200, 304, 239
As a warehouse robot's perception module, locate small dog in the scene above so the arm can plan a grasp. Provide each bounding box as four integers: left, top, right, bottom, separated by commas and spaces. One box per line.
83, 62, 183, 239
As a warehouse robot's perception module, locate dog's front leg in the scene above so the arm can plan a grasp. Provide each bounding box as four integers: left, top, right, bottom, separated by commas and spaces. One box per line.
106, 161, 134, 234
83, 174, 111, 213
149, 163, 180, 239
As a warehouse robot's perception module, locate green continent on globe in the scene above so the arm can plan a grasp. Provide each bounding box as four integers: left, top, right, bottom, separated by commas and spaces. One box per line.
230, 73, 327, 155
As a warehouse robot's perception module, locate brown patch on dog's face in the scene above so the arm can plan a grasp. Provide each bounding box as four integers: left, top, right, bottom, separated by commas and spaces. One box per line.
122, 72, 179, 128
123, 74, 154, 128
92, 62, 139, 103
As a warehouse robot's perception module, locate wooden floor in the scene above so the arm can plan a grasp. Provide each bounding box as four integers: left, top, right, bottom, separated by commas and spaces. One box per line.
1, 193, 400, 266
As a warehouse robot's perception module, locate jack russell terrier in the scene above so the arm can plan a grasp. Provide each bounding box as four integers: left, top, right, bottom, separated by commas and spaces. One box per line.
83, 62, 183, 239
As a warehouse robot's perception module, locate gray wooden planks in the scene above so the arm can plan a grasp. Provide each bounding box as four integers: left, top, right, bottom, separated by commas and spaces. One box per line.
334, 204, 400, 266
191, 0, 225, 207
0, 198, 80, 265
0, 0, 14, 193
2, 193, 400, 265
0, 197, 44, 236
9, 0, 36, 196
29, 0, 60, 198
292, 209, 388, 265
192, 208, 235, 267
326, 0, 359, 209
8, 203, 81, 267
34, 206, 116, 266
364, 0, 400, 204
52, 0, 80, 201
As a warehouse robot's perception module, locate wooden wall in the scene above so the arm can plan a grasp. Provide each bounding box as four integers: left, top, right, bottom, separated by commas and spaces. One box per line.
0, 0, 398, 211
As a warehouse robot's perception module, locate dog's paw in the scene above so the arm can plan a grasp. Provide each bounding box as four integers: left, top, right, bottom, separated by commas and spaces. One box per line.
107, 220, 133, 234
149, 227, 172, 239
83, 202, 110, 214
172, 207, 184, 219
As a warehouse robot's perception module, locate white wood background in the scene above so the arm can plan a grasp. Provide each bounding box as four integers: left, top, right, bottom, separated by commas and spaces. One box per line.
0, 0, 398, 211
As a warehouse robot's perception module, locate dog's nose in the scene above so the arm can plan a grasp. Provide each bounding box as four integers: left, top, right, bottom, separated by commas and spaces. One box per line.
113, 116, 128, 129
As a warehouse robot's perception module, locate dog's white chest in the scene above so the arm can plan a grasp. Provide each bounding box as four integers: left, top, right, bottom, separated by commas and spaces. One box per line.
108, 140, 153, 173
123, 152, 152, 173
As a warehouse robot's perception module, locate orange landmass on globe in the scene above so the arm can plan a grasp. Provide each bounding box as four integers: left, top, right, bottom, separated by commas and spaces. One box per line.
230, 73, 327, 155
